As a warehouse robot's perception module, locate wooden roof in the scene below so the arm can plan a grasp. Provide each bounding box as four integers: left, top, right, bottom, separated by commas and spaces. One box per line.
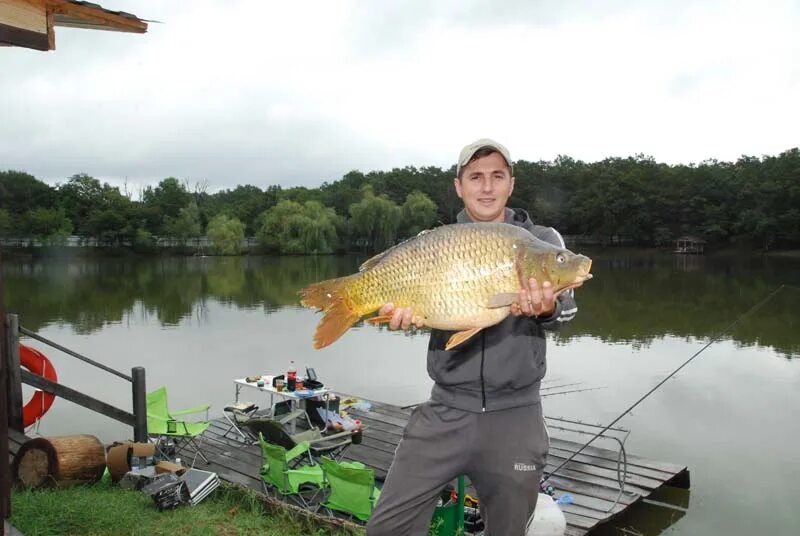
675, 236, 706, 243
0, 0, 148, 51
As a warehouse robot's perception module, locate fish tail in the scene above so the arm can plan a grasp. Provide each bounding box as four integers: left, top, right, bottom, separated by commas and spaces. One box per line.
299, 275, 362, 349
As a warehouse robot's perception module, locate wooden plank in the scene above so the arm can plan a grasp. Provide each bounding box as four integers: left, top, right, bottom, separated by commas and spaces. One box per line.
565, 525, 588, 536
0, 262, 9, 521
550, 437, 687, 475
347, 407, 410, 428
546, 453, 665, 490
548, 444, 677, 481
0, 20, 49, 50
19, 327, 132, 381
48, 0, 147, 33
0, 0, 47, 33
7, 430, 27, 456
6, 315, 22, 432
339, 393, 413, 417
545, 473, 642, 505
545, 463, 649, 496
346, 415, 404, 438
558, 509, 599, 530
20, 369, 135, 426
45, 4, 53, 49
546, 488, 631, 517
175, 438, 262, 490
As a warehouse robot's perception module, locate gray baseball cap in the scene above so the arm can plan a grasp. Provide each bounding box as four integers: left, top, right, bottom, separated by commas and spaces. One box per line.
456, 138, 512, 176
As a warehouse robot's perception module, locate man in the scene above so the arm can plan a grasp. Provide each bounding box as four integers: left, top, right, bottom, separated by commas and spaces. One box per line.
366, 139, 579, 536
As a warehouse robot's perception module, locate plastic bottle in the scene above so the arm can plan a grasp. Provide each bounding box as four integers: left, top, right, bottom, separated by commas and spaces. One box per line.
287, 360, 297, 391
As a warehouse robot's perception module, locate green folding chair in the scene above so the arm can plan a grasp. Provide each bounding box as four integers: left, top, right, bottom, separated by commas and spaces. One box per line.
317, 456, 382, 522
429, 475, 466, 536
258, 433, 325, 508
146, 386, 211, 466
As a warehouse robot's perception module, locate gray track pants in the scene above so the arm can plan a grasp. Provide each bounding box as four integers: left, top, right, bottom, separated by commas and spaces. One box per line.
366, 401, 549, 536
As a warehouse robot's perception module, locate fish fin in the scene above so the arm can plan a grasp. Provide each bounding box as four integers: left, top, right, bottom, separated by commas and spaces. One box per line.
445, 328, 482, 351
487, 292, 518, 308
359, 250, 391, 271
515, 245, 528, 289
312, 307, 361, 349
365, 314, 393, 325
358, 229, 434, 271
299, 275, 362, 349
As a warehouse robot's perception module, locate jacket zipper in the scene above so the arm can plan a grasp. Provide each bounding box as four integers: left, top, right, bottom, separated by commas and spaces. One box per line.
480, 331, 486, 412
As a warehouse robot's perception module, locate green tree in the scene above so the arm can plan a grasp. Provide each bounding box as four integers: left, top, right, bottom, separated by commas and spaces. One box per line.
142, 178, 192, 233
23, 208, 72, 244
349, 185, 401, 251
0, 209, 11, 237
255, 200, 339, 254
299, 201, 339, 254
58, 174, 103, 233
0, 170, 56, 222
164, 202, 202, 246
206, 185, 274, 236
207, 214, 245, 255
255, 200, 302, 252
400, 191, 438, 238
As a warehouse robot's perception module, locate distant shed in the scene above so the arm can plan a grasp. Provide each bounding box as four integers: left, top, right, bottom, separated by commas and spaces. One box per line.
674, 235, 706, 254
0, 0, 147, 51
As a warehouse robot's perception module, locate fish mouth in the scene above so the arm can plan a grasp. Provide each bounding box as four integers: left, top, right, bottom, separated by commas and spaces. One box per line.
558, 273, 591, 292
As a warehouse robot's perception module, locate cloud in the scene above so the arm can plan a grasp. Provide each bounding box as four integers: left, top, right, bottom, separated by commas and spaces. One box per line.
0, 0, 797, 193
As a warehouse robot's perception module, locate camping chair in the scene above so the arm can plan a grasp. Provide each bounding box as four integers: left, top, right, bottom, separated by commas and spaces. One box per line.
258, 432, 325, 508
244, 417, 355, 463
316, 456, 381, 522
146, 386, 211, 466
224, 406, 312, 445
220, 401, 260, 444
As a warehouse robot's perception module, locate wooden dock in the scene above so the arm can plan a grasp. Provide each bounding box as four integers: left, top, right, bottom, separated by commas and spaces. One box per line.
184, 396, 690, 535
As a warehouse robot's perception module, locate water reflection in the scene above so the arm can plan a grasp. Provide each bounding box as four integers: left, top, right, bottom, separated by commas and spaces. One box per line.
3, 249, 799, 358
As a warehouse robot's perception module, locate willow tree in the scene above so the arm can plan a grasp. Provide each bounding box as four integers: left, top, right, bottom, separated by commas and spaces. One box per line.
207, 214, 245, 255
400, 190, 438, 238
349, 185, 400, 252
255, 200, 339, 254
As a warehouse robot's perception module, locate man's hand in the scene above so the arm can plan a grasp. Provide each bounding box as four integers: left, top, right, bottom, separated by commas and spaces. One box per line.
378, 303, 425, 331
510, 277, 579, 318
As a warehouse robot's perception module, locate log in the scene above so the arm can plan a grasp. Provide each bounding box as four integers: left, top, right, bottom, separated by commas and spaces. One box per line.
11, 434, 106, 488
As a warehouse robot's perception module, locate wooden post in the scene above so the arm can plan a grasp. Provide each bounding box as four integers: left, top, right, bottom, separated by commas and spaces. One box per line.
1, 251, 11, 522
6, 315, 22, 432
131, 367, 147, 443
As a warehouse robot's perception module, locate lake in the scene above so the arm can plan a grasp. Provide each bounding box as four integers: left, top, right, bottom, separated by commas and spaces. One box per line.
3, 249, 799, 535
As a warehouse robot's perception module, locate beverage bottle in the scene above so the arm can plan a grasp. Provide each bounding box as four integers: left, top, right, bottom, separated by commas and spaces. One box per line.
287, 360, 297, 391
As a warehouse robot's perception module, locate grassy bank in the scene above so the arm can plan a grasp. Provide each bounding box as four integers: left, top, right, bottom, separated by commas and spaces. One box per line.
11, 481, 360, 536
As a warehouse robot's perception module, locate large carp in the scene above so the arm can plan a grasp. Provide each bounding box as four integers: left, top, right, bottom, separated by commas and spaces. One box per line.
300, 223, 592, 350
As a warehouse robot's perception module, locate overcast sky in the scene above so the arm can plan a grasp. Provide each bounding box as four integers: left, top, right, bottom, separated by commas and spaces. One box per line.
1, 0, 798, 194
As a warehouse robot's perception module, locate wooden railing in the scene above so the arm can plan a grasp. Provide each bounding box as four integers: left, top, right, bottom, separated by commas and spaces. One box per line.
3, 314, 148, 443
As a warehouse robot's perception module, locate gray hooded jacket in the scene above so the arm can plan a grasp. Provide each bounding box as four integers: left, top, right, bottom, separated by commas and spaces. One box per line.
427, 207, 578, 412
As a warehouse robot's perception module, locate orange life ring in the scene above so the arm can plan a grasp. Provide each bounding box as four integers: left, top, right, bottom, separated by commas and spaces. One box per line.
20, 344, 58, 428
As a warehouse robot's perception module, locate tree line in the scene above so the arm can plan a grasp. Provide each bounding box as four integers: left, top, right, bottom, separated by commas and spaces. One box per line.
1, 147, 798, 253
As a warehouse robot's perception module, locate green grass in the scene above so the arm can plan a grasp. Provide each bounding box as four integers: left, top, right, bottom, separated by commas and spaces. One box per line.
11, 481, 361, 536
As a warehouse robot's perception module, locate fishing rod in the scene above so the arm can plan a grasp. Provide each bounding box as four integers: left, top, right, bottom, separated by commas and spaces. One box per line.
540, 382, 583, 391
542, 386, 606, 397
542, 284, 787, 485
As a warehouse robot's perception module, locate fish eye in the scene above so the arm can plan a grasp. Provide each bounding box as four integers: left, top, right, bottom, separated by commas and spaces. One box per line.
556, 253, 566, 264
